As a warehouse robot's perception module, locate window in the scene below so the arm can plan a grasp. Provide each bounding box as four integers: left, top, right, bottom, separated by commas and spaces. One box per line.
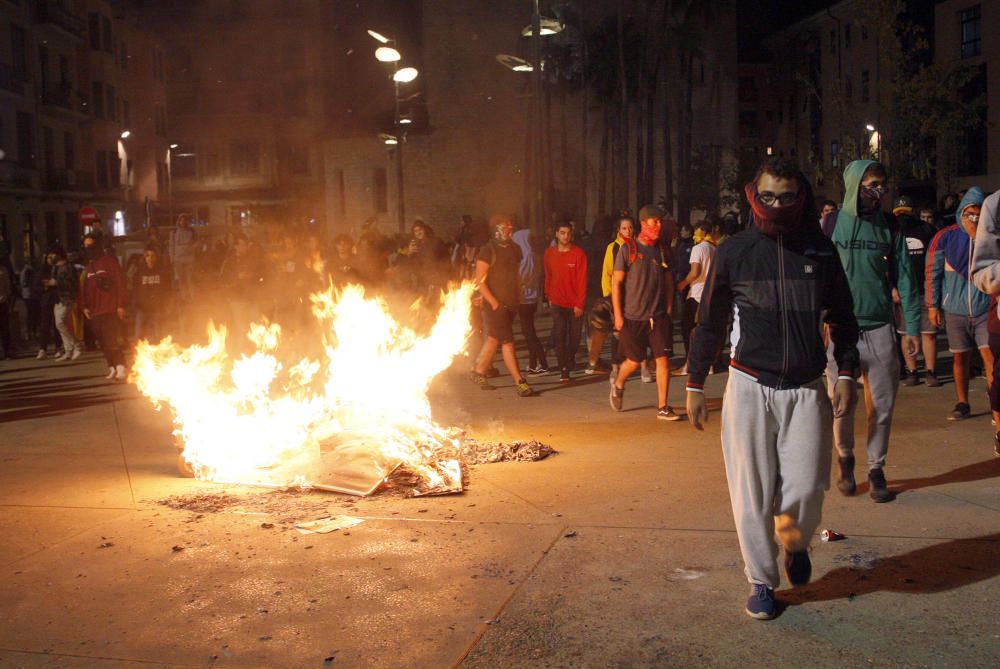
42, 126, 53, 170
831, 140, 840, 167
203, 149, 220, 177
106, 85, 116, 121
230, 143, 260, 174
283, 81, 306, 116
844, 23, 852, 48
11, 24, 27, 78
738, 76, 757, 103
861, 71, 870, 103
739, 111, 760, 138
373, 168, 388, 213
110, 153, 120, 187
829, 29, 837, 54
64, 132, 74, 170
101, 15, 112, 54
173, 148, 196, 178
286, 144, 309, 175
45, 212, 58, 249
59, 55, 70, 87
96, 150, 109, 187
961, 5, 982, 59
845, 77, 853, 101
16, 112, 34, 167
88, 13, 100, 50
91, 81, 104, 118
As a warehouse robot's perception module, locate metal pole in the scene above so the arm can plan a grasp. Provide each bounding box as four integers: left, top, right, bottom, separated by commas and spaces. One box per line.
395, 78, 405, 233
531, 0, 543, 235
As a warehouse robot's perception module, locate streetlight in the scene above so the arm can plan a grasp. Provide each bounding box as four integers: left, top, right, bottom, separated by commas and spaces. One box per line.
520, 17, 564, 36
375, 46, 401, 62
392, 67, 419, 83
368, 29, 419, 233
496, 54, 534, 72
120, 129, 131, 139
865, 124, 875, 132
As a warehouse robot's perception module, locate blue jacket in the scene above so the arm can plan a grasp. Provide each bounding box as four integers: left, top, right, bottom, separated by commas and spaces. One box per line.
926, 187, 990, 317
513, 229, 541, 304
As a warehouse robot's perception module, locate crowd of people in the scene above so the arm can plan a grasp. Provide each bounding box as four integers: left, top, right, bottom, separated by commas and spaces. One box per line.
1, 156, 997, 621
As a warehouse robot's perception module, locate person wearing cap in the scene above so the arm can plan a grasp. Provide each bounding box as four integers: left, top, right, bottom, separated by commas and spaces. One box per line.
892, 195, 941, 387
608, 203, 679, 420
970, 189, 1000, 456
927, 188, 992, 421
687, 158, 858, 619
823, 160, 920, 503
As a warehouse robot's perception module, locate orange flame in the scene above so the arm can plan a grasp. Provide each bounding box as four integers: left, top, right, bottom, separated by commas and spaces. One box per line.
133, 282, 475, 493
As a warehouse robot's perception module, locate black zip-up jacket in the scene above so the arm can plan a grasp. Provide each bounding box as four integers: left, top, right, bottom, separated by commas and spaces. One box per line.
687, 224, 860, 390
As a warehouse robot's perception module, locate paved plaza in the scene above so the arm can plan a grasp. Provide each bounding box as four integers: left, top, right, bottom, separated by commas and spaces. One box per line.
1, 340, 999, 668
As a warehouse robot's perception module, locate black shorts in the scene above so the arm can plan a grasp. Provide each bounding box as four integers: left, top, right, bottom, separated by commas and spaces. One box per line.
483, 302, 516, 344
619, 315, 672, 362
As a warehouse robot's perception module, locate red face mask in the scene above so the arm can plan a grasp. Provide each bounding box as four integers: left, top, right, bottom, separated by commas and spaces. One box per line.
745, 182, 806, 236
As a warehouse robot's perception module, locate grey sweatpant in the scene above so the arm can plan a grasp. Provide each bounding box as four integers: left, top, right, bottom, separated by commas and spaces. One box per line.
826, 323, 899, 469
721, 371, 832, 588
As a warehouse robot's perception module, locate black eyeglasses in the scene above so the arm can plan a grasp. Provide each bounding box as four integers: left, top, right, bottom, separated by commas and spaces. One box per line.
757, 191, 798, 207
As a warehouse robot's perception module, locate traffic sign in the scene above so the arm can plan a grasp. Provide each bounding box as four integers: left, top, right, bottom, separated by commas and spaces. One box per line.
79, 206, 99, 225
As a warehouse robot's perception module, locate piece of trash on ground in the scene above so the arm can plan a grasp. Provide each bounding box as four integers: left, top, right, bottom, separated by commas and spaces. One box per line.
667, 568, 706, 581
821, 529, 846, 542
295, 515, 365, 535
458, 439, 557, 465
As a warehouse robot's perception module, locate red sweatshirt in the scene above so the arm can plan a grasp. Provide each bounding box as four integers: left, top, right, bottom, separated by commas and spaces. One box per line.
82, 253, 127, 316
544, 244, 587, 310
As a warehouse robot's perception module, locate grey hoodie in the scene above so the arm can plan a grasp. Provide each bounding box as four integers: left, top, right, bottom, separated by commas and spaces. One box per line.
971, 191, 1000, 318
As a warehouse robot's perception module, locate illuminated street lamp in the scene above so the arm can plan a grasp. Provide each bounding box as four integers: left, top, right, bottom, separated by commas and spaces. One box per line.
375, 46, 401, 62
120, 130, 131, 139
367, 29, 390, 43
392, 67, 419, 83
496, 54, 534, 72
379, 133, 399, 146
865, 124, 876, 132
520, 17, 564, 36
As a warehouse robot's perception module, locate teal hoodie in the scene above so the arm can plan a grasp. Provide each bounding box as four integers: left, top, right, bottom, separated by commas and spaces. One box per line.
830, 160, 921, 335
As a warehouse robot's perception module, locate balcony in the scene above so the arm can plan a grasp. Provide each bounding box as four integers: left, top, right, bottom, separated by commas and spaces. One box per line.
0, 62, 26, 95
41, 83, 87, 116
34, 0, 84, 39
45, 169, 94, 192
0, 161, 35, 190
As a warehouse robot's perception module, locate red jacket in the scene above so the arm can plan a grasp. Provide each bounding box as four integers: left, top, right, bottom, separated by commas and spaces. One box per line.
544, 245, 587, 310
82, 253, 127, 316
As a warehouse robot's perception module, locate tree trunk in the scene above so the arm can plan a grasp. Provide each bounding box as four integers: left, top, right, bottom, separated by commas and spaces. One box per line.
598, 105, 609, 216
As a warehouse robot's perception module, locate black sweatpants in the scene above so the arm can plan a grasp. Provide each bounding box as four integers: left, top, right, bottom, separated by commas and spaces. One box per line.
517, 303, 547, 369
92, 312, 126, 368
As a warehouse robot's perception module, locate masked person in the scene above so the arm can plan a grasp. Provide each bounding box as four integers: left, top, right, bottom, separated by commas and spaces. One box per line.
971, 190, 1000, 456
893, 196, 940, 387
928, 188, 992, 421
823, 160, 921, 503
686, 158, 859, 619
81, 233, 128, 380
608, 204, 679, 420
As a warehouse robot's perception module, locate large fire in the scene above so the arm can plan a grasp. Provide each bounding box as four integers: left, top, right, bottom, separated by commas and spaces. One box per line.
133, 282, 475, 495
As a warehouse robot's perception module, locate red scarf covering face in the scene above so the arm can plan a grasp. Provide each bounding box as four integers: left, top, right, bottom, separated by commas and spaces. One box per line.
637, 222, 661, 246
745, 182, 806, 237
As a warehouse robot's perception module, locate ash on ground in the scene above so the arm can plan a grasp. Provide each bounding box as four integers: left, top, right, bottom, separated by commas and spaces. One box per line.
454, 439, 557, 465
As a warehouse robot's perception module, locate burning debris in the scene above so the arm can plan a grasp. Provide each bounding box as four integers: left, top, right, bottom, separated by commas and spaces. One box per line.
457, 439, 557, 465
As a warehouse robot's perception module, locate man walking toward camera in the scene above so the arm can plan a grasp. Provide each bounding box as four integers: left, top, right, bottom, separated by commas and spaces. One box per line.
686, 159, 858, 619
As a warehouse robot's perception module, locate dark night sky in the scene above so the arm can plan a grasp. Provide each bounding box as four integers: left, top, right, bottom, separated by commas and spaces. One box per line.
737, 0, 839, 61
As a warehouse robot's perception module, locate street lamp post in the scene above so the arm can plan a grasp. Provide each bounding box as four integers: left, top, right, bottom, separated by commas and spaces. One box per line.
369, 30, 418, 234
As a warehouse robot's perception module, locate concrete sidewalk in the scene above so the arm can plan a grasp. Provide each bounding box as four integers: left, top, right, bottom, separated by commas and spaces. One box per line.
0, 346, 998, 668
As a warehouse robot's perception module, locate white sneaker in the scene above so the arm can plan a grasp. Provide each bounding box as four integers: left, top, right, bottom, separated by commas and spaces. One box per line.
641, 364, 654, 383
53, 352, 69, 362
114, 364, 127, 380
105, 367, 116, 379
70, 347, 82, 360
36, 349, 46, 360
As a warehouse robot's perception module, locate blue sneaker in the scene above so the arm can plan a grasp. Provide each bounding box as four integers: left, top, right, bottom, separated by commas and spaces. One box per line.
745, 584, 776, 620
784, 549, 811, 587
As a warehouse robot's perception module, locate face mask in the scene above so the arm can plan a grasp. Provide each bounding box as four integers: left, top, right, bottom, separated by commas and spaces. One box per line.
745, 182, 805, 236
858, 185, 886, 214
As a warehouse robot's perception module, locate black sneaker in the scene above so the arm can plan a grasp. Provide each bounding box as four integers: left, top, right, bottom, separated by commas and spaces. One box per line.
925, 370, 942, 387
868, 468, 895, 503
784, 550, 811, 587
837, 455, 856, 496
526, 365, 549, 377
609, 384, 624, 412
948, 402, 971, 421
745, 584, 776, 620
657, 406, 681, 421
559, 369, 571, 382
902, 369, 919, 386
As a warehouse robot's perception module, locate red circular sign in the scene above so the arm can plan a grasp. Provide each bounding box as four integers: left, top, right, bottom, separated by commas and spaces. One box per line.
79, 206, 99, 225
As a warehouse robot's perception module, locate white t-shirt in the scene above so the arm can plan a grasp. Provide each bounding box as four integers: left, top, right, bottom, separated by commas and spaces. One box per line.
688, 241, 716, 303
